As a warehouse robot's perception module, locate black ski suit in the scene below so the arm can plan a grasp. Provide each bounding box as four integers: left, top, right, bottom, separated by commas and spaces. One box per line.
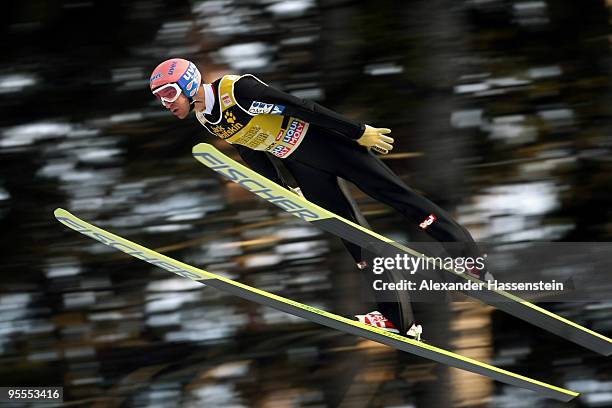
199, 75, 484, 331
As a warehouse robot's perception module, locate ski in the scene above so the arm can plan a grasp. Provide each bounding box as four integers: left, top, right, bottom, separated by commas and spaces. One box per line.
54, 208, 577, 401
193, 142, 612, 356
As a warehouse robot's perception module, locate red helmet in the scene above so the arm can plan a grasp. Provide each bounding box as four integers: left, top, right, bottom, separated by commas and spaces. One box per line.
149, 58, 202, 103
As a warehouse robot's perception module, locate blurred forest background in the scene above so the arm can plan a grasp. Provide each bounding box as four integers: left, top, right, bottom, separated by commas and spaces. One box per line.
1, 0, 612, 407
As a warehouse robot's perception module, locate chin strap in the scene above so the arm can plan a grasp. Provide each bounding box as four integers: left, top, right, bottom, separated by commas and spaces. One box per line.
190, 86, 206, 113
189, 80, 206, 113
190, 96, 206, 113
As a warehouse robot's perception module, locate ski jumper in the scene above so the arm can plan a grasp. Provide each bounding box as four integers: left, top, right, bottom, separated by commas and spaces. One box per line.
196, 74, 484, 330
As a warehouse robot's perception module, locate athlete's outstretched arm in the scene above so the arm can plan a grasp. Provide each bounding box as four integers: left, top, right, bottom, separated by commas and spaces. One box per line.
234, 76, 365, 140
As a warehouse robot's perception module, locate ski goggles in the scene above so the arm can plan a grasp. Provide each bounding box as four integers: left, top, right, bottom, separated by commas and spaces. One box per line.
152, 83, 182, 105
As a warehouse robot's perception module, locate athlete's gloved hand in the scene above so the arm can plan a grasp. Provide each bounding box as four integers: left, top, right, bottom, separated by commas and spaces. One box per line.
357, 125, 394, 155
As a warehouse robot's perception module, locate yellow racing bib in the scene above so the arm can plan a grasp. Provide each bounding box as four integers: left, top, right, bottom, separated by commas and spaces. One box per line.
196, 75, 309, 158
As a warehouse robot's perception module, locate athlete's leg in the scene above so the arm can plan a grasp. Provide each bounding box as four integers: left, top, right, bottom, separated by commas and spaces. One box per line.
283, 159, 364, 263
291, 129, 483, 264
283, 158, 411, 330
345, 157, 480, 260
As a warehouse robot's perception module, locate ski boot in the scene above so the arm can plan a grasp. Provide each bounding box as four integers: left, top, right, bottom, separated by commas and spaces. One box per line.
355, 310, 400, 333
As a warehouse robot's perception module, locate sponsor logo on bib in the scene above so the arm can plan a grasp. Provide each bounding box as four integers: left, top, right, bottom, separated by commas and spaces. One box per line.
271, 105, 285, 115
221, 93, 232, 107
224, 111, 236, 123
275, 128, 286, 141
248, 101, 274, 114
283, 120, 305, 145
211, 123, 244, 139
270, 145, 291, 158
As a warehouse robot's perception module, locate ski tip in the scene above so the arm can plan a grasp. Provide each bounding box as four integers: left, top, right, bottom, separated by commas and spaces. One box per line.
54, 208, 69, 219
192, 143, 215, 155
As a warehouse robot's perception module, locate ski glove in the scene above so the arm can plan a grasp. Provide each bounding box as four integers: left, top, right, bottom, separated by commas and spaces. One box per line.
356, 125, 394, 155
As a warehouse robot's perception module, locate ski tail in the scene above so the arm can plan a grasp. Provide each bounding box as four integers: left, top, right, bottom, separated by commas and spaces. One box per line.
54, 208, 578, 402
192, 142, 612, 357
